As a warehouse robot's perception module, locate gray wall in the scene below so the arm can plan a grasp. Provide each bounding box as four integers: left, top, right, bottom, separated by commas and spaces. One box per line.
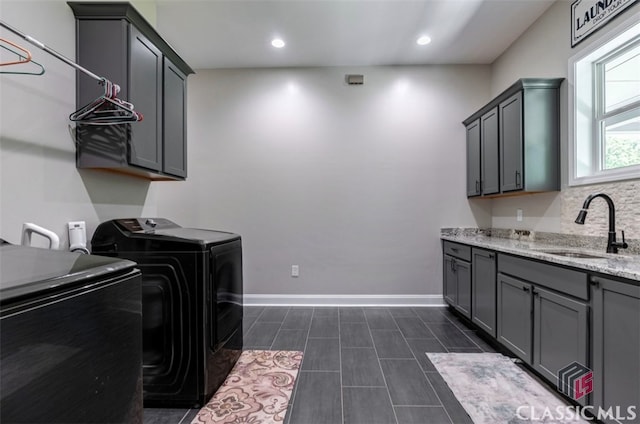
157, 67, 492, 297
4, 0, 636, 301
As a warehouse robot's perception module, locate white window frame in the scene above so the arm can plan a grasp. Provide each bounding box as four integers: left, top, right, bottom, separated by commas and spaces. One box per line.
568, 11, 640, 186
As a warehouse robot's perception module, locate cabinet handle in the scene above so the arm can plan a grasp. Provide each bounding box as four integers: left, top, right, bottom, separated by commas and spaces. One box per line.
522, 286, 530, 292
515, 170, 521, 187
488, 254, 494, 259
476, 180, 480, 193
590, 278, 600, 288
451, 247, 459, 252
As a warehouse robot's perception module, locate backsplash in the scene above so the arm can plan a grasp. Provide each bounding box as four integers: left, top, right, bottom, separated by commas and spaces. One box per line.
561, 180, 640, 240
441, 227, 640, 255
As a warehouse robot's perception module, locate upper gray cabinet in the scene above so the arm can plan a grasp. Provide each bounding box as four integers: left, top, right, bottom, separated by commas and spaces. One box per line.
481, 108, 500, 195
69, 2, 194, 181
466, 119, 481, 197
464, 78, 563, 198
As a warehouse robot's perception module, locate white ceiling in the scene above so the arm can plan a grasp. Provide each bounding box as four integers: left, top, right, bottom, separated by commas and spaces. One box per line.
155, 0, 556, 70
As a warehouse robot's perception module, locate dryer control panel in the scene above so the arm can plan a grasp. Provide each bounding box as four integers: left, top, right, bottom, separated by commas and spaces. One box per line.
116, 218, 179, 233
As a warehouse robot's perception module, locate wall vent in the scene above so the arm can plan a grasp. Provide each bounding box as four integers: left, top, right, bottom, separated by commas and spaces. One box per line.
345, 74, 364, 85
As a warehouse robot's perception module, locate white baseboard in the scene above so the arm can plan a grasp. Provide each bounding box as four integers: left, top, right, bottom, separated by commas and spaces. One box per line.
243, 294, 446, 307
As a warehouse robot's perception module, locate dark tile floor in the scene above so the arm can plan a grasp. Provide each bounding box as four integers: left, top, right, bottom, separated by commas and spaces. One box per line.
144, 306, 499, 424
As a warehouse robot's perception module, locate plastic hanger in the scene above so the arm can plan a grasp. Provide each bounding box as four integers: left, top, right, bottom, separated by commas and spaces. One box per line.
0, 37, 31, 65
0, 44, 45, 75
0, 20, 140, 125
69, 78, 143, 125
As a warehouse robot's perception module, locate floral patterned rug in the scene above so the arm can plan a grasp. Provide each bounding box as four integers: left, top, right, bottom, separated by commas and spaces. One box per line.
191, 350, 303, 424
427, 353, 588, 423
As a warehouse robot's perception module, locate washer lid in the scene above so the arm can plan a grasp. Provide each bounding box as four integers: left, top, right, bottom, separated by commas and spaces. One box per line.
0, 244, 136, 304
153, 227, 240, 245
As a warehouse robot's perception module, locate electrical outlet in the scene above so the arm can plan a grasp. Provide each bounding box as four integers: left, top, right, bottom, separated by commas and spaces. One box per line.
291, 265, 299, 278
516, 208, 523, 222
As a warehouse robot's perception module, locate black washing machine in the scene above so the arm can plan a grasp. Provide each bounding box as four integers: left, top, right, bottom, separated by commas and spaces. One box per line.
91, 218, 243, 408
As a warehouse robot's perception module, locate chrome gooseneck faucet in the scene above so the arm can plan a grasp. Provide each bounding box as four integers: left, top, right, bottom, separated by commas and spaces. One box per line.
575, 193, 628, 254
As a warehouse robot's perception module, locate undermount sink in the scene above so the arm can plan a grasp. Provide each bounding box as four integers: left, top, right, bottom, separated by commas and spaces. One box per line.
537, 250, 608, 259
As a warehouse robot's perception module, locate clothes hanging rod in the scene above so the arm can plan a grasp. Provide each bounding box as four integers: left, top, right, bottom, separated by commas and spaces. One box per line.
0, 19, 103, 83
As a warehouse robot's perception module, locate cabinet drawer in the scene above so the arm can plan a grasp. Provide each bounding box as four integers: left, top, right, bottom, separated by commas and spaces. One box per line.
443, 241, 471, 261
498, 254, 588, 300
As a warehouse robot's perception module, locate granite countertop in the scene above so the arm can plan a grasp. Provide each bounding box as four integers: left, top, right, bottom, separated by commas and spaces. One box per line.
441, 228, 640, 283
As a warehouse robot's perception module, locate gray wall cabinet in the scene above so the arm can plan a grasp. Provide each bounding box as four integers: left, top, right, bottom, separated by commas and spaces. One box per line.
463, 78, 563, 198
442, 241, 472, 319
480, 108, 500, 195
498, 92, 523, 192
162, 59, 188, 178
69, 2, 194, 181
591, 276, 640, 424
471, 248, 496, 337
466, 120, 481, 197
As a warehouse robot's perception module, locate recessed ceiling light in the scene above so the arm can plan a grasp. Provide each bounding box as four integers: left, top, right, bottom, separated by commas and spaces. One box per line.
271, 38, 286, 48
416, 35, 432, 46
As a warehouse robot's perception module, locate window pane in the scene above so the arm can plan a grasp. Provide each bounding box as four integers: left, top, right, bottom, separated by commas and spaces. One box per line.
604, 43, 640, 112
603, 114, 640, 170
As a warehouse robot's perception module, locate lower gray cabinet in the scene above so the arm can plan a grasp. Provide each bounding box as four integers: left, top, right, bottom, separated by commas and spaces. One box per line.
443, 255, 471, 319
472, 248, 496, 337
497, 273, 532, 363
533, 286, 588, 405
443, 241, 638, 419
591, 276, 640, 424
456, 259, 471, 318
497, 254, 590, 399
443, 255, 457, 306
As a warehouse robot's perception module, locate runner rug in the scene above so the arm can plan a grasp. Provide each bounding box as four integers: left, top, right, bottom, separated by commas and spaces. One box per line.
192, 350, 303, 424
427, 352, 588, 423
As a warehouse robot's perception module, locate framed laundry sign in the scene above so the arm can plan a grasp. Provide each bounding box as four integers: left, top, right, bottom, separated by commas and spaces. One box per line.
571, 0, 638, 47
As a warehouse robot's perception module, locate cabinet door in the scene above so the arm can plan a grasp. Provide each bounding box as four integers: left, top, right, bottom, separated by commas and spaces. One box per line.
497, 273, 532, 363
533, 287, 588, 404
129, 26, 163, 172
443, 255, 457, 306
455, 259, 472, 319
466, 119, 481, 197
480, 108, 499, 195
499, 91, 523, 192
163, 58, 188, 178
592, 277, 640, 424
472, 248, 496, 337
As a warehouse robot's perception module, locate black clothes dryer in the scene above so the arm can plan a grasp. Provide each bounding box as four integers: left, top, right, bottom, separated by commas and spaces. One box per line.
91, 218, 243, 408
0, 242, 142, 423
